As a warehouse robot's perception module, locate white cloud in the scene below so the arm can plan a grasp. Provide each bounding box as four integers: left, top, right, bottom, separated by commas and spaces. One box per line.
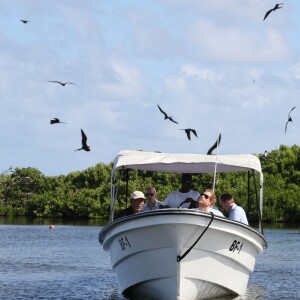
289, 62, 300, 79
188, 21, 290, 63
98, 60, 145, 99
0, 0, 300, 175
180, 65, 223, 85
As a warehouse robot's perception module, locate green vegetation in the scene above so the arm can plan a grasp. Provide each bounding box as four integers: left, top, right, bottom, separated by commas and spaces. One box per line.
1, 145, 300, 223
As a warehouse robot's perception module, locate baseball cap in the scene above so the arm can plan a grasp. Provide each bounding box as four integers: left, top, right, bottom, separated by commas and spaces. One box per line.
131, 191, 146, 200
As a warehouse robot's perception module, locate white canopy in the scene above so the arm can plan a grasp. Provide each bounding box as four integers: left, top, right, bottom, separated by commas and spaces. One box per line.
110, 150, 264, 229
111, 150, 262, 175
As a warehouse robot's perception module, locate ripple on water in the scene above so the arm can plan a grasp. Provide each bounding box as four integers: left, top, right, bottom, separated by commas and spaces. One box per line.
1, 225, 299, 300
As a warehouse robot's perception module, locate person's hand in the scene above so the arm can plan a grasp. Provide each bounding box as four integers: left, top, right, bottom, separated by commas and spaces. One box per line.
178, 198, 196, 208
188, 200, 198, 209
184, 197, 194, 203
159, 205, 170, 209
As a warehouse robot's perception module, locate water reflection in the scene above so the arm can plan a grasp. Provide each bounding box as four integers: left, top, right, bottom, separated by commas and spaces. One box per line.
0, 216, 106, 226
0, 221, 299, 300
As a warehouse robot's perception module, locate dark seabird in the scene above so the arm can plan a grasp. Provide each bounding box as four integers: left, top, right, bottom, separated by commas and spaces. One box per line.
75, 129, 90, 151
285, 106, 296, 134
50, 118, 67, 124
157, 104, 178, 124
263, 3, 284, 21
180, 128, 198, 141
48, 80, 78, 87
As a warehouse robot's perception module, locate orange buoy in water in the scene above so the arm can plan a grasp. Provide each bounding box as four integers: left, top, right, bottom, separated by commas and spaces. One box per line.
49, 224, 55, 229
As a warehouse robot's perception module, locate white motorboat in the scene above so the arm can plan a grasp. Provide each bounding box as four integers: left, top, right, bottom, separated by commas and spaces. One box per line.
99, 150, 268, 300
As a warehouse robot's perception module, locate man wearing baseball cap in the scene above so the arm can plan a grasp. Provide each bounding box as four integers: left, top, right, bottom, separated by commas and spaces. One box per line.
115, 191, 146, 219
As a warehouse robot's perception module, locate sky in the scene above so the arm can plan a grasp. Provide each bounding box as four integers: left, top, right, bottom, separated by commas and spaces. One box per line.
1, 0, 300, 176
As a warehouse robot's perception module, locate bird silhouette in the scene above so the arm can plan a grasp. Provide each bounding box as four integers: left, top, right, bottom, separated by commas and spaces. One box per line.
20, 19, 30, 24
263, 3, 284, 21
157, 104, 178, 124
285, 106, 296, 134
75, 129, 90, 151
50, 118, 67, 124
180, 128, 197, 140
207, 133, 222, 155
48, 80, 78, 87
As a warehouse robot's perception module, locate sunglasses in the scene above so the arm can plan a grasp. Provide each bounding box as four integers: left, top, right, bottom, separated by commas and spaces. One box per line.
145, 193, 154, 196
200, 193, 211, 199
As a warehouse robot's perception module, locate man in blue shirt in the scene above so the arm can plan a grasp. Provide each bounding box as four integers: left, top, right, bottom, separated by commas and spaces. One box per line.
219, 193, 249, 225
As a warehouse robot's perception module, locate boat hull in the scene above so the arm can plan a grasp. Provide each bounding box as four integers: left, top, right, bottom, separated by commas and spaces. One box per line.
99, 209, 267, 300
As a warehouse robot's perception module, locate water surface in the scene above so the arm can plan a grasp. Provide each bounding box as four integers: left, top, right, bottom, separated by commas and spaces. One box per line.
0, 222, 299, 299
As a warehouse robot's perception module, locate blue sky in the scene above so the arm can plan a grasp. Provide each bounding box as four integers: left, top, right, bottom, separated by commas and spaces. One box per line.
1, 0, 300, 176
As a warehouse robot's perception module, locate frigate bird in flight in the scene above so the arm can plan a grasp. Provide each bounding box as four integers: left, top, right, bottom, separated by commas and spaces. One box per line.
157, 104, 178, 124
48, 80, 78, 87
75, 129, 90, 151
50, 118, 67, 124
180, 128, 198, 141
20, 19, 30, 24
285, 106, 296, 134
207, 133, 222, 155
263, 3, 284, 21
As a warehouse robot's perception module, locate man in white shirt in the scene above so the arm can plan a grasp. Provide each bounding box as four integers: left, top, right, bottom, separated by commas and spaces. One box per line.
218, 193, 249, 225
161, 173, 200, 208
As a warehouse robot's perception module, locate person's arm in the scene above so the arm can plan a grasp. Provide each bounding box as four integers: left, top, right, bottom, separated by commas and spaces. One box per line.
161, 192, 173, 206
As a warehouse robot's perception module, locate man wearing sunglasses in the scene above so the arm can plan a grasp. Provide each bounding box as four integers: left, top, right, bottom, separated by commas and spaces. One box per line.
192, 189, 224, 216
161, 173, 200, 208
142, 186, 163, 211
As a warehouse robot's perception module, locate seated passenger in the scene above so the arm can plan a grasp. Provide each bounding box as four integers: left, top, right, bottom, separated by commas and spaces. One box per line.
142, 186, 163, 211
161, 173, 200, 208
115, 191, 145, 219
192, 189, 224, 216
219, 193, 248, 225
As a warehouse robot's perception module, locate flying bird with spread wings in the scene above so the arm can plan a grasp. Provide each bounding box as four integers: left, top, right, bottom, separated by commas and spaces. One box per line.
20, 19, 30, 24
50, 118, 67, 124
48, 80, 78, 87
207, 133, 222, 155
157, 104, 178, 124
180, 128, 198, 141
285, 106, 296, 134
75, 129, 90, 152
263, 3, 284, 21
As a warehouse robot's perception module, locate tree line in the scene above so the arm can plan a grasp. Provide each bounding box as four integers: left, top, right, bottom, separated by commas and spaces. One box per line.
1, 144, 300, 224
